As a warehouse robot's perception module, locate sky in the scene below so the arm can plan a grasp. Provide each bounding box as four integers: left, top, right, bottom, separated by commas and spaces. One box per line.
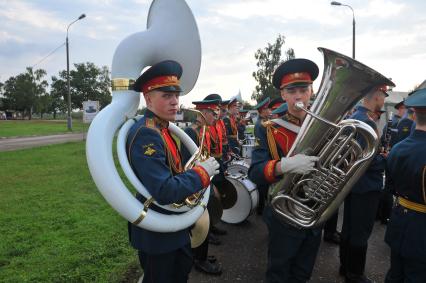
0, 0, 425, 107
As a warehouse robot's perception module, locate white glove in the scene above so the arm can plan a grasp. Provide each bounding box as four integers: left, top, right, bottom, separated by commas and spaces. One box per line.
198, 157, 220, 177
280, 154, 319, 174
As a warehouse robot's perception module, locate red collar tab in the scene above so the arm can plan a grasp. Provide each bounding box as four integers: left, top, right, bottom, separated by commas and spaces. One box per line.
280, 72, 312, 89
142, 75, 180, 93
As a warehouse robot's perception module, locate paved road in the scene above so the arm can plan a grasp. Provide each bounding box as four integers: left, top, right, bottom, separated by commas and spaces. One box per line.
0, 133, 85, 151
189, 207, 390, 283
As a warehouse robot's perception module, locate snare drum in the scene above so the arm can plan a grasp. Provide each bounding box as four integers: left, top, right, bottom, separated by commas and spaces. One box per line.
221, 160, 258, 224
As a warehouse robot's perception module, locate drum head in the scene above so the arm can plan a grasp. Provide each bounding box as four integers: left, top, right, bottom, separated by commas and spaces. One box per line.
221, 176, 258, 224
218, 179, 238, 209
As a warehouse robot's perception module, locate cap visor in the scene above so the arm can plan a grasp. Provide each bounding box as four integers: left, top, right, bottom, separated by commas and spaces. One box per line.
283, 81, 311, 90
157, 85, 182, 92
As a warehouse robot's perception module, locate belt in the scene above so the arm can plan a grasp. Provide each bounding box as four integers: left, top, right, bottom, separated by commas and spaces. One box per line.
398, 197, 426, 213
228, 135, 237, 138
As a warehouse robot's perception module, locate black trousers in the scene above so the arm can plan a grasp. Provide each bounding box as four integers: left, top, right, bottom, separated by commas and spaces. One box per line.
377, 190, 394, 221
340, 191, 381, 275
193, 228, 209, 261
138, 245, 192, 283
263, 206, 322, 283
385, 250, 426, 283
323, 211, 339, 235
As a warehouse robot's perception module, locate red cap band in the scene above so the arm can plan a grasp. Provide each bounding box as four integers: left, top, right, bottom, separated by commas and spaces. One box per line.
280, 72, 312, 89
142, 75, 180, 93
270, 102, 282, 110
195, 104, 220, 112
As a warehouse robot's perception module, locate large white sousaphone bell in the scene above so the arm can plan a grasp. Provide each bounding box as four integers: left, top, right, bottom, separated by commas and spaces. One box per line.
86, 0, 207, 232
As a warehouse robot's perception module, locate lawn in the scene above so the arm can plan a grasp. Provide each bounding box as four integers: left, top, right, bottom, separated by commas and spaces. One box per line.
0, 142, 141, 282
0, 120, 87, 138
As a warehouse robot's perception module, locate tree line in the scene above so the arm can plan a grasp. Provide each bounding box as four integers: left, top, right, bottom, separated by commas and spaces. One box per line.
0, 34, 293, 119
0, 62, 111, 120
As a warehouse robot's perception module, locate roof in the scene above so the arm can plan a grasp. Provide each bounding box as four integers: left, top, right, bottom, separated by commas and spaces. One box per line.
385, 91, 409, 104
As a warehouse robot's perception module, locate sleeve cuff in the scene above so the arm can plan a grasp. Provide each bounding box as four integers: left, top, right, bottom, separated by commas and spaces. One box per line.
264, 160, 279, 183
192, 166, 211, 188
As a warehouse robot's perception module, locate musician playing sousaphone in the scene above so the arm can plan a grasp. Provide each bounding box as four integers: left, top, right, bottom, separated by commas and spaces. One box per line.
180, 97, 223, 275
248, 59, 322, 282
126, 60, 220, 283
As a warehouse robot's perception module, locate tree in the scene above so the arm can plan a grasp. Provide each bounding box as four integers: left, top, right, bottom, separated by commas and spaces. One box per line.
241, 101, 254, 110
50, 73, 69, 119
251, 34, 295, 103
50, 62, 112, 111
2, 67, 48, 119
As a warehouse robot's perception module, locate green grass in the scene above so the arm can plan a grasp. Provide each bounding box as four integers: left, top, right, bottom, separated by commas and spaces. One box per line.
0, 142, 141, 283
0, 120, 87, 138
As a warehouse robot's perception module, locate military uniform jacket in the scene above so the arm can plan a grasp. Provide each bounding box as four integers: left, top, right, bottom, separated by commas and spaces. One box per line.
349, 106, 386, 194
249, 113, 300, 187
385, 129, 426, 260
126, 110, 210, 254
224, 115, 239, 152
216, 120, 229, 155
249, 113, 322, 236
395, 117, 414, 144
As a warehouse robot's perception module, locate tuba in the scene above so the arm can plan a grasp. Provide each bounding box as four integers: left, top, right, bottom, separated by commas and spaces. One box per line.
86, 0, 207, 233
270, 47, 395, 229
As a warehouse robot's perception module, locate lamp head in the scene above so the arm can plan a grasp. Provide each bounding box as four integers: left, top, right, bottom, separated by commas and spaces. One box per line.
78, 14, 86, 20
331, 1, 342, 5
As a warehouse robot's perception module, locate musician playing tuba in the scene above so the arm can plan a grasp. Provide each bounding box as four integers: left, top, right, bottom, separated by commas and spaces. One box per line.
248, 58, 321, 282
126, 60, 219, 283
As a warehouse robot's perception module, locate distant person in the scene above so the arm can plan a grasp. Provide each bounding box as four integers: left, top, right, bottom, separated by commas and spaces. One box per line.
395, 108, 415, 144
223, 98, 240, 154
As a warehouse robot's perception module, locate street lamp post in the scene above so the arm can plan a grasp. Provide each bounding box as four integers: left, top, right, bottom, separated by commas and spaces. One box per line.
331, 1, 355, 59
66, 13, 86, 131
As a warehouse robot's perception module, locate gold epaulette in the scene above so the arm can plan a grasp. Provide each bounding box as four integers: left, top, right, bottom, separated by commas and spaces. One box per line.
265, 123, 280, 160
261, 120, 273, 128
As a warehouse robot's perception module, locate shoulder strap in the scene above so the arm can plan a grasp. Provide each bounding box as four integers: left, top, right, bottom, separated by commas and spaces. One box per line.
271, 118, 301, 134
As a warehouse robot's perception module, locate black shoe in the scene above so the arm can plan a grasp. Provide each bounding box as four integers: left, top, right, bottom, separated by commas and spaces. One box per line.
345, 273, 374, 283
207, 255, 217, 263
208, 234, 221, 245
194, 259, 222, 275
324, 232, 341, 244
211, 226, 227, 235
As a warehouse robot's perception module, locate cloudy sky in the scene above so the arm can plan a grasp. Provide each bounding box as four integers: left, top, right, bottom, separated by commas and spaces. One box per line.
0, 0, 425, 107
